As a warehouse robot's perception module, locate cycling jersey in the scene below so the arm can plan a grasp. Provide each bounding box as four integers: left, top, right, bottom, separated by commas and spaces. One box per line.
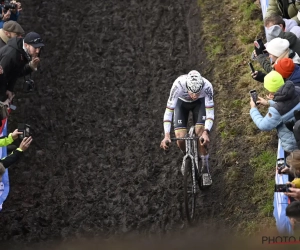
163, 74, 214, 134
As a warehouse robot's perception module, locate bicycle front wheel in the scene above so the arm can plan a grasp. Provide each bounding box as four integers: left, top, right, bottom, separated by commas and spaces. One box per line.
183, 157, 196, 225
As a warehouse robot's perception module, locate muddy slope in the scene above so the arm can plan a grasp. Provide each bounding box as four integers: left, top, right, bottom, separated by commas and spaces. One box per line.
0, 0, 224, 246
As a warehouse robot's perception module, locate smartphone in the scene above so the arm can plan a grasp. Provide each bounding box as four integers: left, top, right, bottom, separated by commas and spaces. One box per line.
9, 104, 16, 110
249, 89, 258, 105
248, 62, 255, 73
18, 123, 31, 140
254, 38, 266, 50
274, 184, 291, 192
277, 158, 286, 174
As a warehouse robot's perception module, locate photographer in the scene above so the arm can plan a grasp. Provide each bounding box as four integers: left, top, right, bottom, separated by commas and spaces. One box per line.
252, 38, 300, 83
0, 136, 32, 180
0, 1, 22, 29
250, 71, 300, 153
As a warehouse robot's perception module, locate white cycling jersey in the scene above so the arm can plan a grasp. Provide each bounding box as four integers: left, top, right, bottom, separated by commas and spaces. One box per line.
163, 74, 214, 134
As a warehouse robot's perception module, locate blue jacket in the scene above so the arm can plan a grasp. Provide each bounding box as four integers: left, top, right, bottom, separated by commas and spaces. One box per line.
250, 81, 300, 152
288, 64, 300, 87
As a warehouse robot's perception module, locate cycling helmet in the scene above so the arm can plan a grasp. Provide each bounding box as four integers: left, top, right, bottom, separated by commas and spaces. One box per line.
186, 70, 204, 93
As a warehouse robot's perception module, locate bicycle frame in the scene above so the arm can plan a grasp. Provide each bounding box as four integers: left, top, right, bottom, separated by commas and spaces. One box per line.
175, 126, 200, 193
182, 126, 199, 195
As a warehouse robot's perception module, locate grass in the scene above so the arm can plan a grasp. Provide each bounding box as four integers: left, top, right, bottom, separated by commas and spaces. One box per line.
250, 151, 277, 217
198, 0, 278, 234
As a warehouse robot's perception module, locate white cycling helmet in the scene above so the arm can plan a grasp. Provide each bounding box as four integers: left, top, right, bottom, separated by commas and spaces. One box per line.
186, 70, 204, 93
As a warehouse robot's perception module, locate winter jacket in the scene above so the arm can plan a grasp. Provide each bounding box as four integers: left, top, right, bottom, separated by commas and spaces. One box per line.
288, 64, 300, 85
250, 81, 300, 152
0, 148, 23, 169
266, 0, 300, 24
0, 37, 33, 100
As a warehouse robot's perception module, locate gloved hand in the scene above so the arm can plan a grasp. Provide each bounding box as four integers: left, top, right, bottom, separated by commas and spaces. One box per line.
251, 70, 266, 83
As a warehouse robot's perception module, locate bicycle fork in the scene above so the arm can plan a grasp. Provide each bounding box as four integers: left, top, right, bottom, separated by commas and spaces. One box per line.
182, 138, 197, 194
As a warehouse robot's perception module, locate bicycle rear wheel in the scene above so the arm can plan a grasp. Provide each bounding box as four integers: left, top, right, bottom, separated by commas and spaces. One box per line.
183, 157, 196, 225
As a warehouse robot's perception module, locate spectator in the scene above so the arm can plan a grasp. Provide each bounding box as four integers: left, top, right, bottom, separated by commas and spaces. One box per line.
9, 1, 22, 22
265, 0, 300, 25
252, 58, 300, 85
253, 38, 300, 82
0, 20, 24, 48
250, 71, 300, 153
0, 136, 32, 180
0, 31, 44, 103
264, 14, 300, 39
286, 201, 300, 232
275, 58, 300, 85
0, 1, 22, 29
264, 24, 300, 56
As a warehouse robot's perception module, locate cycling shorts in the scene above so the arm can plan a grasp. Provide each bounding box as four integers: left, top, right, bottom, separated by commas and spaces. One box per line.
173, 98, 206, 130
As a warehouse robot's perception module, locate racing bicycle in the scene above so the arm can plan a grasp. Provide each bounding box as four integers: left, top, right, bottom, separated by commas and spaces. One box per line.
170, 125, 210, 225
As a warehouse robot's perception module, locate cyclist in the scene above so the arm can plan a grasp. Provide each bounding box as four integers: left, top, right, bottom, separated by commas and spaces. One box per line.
160, 70, 214, 186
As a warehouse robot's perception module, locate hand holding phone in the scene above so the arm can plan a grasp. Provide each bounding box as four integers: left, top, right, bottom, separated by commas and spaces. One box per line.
249, 89, 258, 105
254, 38, 266, 56
275, 184, 292, 192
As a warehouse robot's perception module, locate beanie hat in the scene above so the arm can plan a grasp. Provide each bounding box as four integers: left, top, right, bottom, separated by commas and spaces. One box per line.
274, 58, 295, 78
266, 37, 290, 57
264, 71, 285, 92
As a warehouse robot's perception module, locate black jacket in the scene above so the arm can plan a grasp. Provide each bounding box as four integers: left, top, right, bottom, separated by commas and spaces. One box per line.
0, 38, 6, 49
0, 37, 33, 99
0, 149, 23, 169
272, 80, 300, 115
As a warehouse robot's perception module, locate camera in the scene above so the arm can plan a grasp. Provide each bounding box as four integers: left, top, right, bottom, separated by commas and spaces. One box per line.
274, 184, 292, 192
249, 89, 258, 105
18, 123, 32, 140
1, 0, 16, 11
277, 158, 286, 174
24, 79, 35, 92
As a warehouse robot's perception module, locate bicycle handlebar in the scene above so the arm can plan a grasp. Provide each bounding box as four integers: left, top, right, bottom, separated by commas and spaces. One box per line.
170, 137, 201, 141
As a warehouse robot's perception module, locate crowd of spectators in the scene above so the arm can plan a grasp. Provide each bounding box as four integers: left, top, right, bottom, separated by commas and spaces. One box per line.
0, 1, 45, 183
250, 1, 300, 234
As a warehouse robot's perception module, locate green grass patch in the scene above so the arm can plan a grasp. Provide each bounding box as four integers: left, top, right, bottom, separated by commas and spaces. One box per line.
198, 0, 277, 233
250, 151, 276, 216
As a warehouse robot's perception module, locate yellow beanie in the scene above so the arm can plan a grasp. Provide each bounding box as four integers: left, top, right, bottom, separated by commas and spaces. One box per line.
264, 71, 284, 93
292, 178, 300, 188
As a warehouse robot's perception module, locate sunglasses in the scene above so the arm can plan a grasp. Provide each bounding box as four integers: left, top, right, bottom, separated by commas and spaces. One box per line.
27, 38, 43, 44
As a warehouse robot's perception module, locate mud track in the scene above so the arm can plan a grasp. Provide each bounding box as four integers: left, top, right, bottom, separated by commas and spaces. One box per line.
0, 0, 223, 246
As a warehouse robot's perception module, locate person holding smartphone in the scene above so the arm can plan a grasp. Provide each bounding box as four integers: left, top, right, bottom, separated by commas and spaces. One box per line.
249, 71, 300, 153
0, 136, 32, 180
